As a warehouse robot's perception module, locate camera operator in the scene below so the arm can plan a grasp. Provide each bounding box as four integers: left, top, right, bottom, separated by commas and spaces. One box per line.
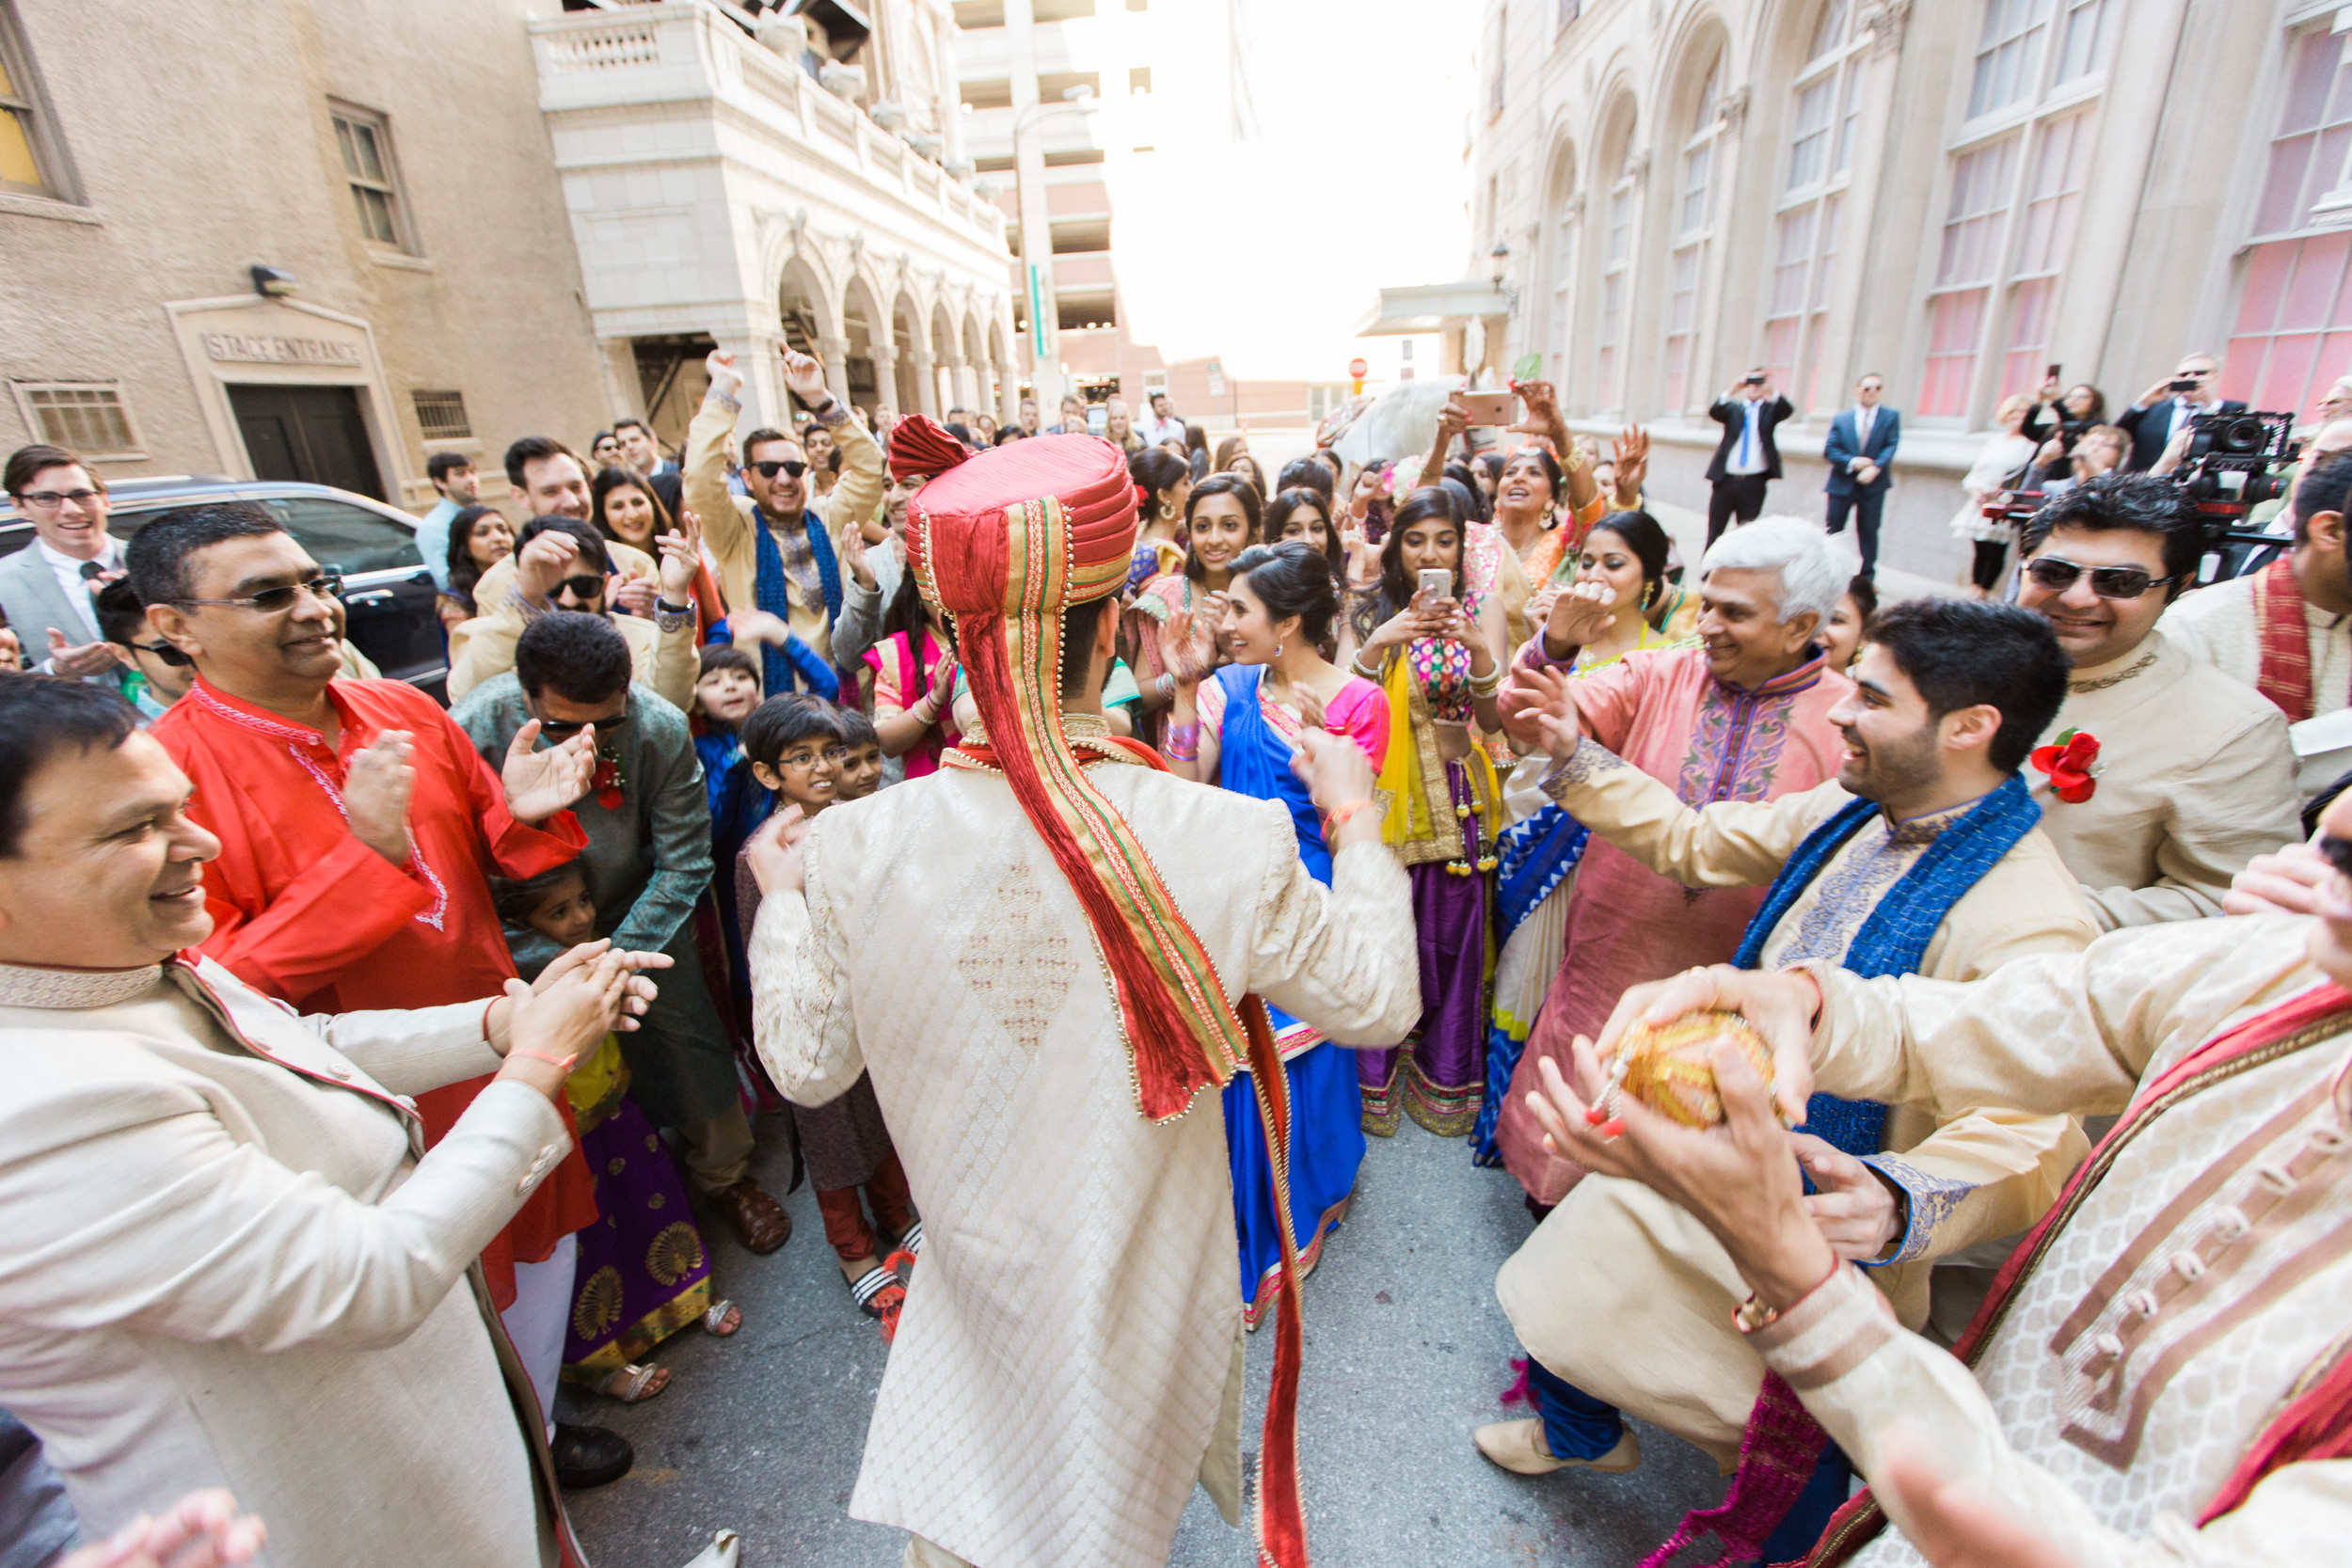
2117, 352, 2245, 472
2164, 446, 2352, 730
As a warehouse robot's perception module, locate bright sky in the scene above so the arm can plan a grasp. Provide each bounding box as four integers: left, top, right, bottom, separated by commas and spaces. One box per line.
1095, 0, 1473, 382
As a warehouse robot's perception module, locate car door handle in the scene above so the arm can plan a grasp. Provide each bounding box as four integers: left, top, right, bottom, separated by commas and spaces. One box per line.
344, 589, 398, 606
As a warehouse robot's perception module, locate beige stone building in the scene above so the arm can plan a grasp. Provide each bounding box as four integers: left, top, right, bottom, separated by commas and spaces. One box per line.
0, 0, 1013, 505
0, 0, 613, 507
1456, 0, 2352, 578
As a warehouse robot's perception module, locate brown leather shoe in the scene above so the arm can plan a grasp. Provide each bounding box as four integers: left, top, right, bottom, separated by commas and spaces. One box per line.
706, 1178, 791, 1254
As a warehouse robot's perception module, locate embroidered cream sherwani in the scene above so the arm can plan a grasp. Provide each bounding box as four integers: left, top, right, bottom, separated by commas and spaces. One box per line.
0, 956, 576, 1568
2034, 629, 2297, 928
1761, 913, 2352, 1564
749, 731, 1420, 1568
1495, 755, 2097, 1463
2160, 566, 2352, 717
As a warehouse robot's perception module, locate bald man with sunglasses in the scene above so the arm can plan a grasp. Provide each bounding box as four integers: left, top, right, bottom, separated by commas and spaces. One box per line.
2012, 474, 2296, 927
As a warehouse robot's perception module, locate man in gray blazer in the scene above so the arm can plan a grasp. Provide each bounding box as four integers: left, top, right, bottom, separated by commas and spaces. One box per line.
2, 445, 124, 679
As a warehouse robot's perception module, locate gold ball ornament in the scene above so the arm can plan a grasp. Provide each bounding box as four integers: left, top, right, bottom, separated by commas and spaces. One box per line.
1603, 1009, 1776, 1129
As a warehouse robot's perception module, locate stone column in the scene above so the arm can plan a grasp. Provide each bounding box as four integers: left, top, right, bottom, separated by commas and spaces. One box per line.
909, 349, 941, 417
870, 344, 899, 420
949, 356, 975, 413
599, 338, 643, 420
817, 335, 854, 413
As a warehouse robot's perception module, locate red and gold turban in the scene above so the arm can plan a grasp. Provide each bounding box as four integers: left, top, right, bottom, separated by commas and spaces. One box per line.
902, 423, 1251, 1123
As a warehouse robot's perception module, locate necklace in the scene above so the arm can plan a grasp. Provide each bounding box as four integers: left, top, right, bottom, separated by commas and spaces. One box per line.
2069, 648, 2159, 693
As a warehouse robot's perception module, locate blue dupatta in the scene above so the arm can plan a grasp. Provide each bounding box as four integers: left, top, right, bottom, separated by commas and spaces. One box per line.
1731, 773, 2043, 1156
1216, 664, 1328, 884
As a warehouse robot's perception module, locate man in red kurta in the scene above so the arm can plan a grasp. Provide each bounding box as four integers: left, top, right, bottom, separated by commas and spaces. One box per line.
134, 502, 629, 1487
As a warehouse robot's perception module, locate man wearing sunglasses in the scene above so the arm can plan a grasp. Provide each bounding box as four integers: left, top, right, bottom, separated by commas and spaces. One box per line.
683, 344, 883, 700
445, 515, 697, 714
125, 502, 639, 1490
2014, 474, 2297, 927
1, 443, 129, 681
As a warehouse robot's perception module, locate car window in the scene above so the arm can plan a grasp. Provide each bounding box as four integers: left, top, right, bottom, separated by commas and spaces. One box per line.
258, 498, 422, 576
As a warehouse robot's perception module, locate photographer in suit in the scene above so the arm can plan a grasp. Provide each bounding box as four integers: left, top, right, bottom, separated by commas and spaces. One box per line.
1705, 370, 1793, 546
1821, 373, 1900, 578
2117, 352, 2245, 472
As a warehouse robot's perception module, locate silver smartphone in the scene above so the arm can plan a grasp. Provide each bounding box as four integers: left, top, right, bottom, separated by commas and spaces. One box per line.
1417, 567, 1453, 603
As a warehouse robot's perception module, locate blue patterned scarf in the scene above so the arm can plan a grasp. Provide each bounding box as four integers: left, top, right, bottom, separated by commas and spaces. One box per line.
1732, 773, 2042, 1156
752, 503, 841, 696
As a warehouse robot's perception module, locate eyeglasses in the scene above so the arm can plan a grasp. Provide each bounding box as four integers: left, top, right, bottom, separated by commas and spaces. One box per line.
2022, 557, 2177, 600
173, 573, 344, 612
14, 488, 103, 510
776, 744, 848, 769
749, 459, 809, 481
535, 711, 629, 740
553, 575, 606, 602
128, 639, 193, 667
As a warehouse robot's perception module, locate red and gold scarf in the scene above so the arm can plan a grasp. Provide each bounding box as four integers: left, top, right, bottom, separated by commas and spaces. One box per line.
2252, 555, 2336, 721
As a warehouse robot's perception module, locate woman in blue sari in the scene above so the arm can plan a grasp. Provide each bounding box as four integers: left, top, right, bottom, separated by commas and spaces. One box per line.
1166, 541, 1391, 1328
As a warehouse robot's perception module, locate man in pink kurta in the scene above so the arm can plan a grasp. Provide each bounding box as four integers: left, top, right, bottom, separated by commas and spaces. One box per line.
1494, 517, 1856, 1203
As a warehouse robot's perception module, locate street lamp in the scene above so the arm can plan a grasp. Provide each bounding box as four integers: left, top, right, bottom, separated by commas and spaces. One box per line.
1007, 85, 1101, 407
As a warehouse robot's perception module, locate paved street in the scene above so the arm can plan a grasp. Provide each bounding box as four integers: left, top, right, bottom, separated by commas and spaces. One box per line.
564, 1114, 1729, 1568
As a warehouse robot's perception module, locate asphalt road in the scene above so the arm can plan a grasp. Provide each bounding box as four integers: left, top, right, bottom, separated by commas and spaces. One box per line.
563, 1113, 1729, 1568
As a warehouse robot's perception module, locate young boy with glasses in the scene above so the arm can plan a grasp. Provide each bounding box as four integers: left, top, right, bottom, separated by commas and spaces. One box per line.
733, 693, 920, 1335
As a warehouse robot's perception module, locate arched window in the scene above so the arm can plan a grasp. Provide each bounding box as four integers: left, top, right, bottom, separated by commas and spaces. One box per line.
1594, 117, 1636, 412
1661, 55, 1722, 413
1916, 0, 2121, 422
1543, 147, 1580, 388
1762, 1, 1867, 412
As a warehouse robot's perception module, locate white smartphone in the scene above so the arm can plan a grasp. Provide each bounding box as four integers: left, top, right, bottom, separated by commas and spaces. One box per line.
1417, 567, 1454, 604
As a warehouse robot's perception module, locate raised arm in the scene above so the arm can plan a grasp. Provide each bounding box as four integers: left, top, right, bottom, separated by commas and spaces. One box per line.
684, 351, 753, 564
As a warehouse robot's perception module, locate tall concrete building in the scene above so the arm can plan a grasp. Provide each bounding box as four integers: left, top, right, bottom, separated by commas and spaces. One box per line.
1449, 0, 2352, 578
954, 0, 1238, 413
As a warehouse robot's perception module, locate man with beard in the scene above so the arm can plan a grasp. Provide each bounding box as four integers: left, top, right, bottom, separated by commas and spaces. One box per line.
1479, 599, 2098, 1561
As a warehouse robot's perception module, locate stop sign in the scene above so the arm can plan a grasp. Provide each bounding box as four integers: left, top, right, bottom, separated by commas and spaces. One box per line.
1348, 356, 1368, 378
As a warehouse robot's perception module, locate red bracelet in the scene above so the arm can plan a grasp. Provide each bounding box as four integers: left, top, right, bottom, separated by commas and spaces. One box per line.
507, 1050, 578, 1071
1325, 799, 1378, 831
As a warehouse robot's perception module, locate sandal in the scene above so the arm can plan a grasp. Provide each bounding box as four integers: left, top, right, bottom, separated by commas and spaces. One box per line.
848, 1265, 907, 1341
704, 1299, 742, 1338
882, 1221, 924, 1283
591, 1362, 671, 1403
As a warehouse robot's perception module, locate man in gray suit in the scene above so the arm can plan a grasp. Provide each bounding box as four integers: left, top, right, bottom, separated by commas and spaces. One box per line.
2, 445, 124, 680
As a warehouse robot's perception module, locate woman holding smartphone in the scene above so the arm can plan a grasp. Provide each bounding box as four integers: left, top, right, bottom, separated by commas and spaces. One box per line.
1334, 487, 1507, 1138
1122, 474, 1259, 743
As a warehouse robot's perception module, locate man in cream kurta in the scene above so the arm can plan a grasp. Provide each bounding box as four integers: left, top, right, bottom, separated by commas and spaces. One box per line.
2010, 474, 2298, 927
747, 423, 1421, 1568
1487, 601, 2096, 1476
1545, 903, 2352, 1566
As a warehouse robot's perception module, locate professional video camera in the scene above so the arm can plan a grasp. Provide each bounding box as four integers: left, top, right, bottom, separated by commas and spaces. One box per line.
2177, 410, 2298, 581
1977, 409, 2303, 586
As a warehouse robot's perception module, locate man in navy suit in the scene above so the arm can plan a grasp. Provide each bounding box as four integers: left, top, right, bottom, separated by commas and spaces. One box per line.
1822, 372, 1900, 578
2117, 352, 2246, 473
1705, 370, 1794, 546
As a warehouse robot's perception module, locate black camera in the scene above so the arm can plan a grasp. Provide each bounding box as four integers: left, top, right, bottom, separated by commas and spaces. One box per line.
2177, 410, 2299, 584
2168, 377, 2204, 392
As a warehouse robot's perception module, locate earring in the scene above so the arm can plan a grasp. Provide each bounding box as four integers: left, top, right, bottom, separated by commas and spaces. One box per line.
1273, 640, 1284, 657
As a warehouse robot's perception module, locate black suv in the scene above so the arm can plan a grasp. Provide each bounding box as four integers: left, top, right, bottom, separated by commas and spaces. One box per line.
0, 475, 448, 700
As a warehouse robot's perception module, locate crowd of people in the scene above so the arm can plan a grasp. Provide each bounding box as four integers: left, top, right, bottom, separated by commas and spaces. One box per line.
1, 325, 2349, 1568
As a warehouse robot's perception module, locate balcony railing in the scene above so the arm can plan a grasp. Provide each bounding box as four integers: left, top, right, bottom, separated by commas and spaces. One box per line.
531, 1, 1004, 250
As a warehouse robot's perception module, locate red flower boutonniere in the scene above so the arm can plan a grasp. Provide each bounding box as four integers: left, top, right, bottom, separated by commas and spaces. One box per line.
2031, 727, 2101, 803
590, 743, 626, 811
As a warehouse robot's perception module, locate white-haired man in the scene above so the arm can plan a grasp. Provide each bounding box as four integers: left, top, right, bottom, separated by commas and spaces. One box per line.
1488, 515, 1859, 1205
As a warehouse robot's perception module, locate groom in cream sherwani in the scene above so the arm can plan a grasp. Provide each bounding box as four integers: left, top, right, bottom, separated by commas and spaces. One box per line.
748, 425, 1421, 1568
